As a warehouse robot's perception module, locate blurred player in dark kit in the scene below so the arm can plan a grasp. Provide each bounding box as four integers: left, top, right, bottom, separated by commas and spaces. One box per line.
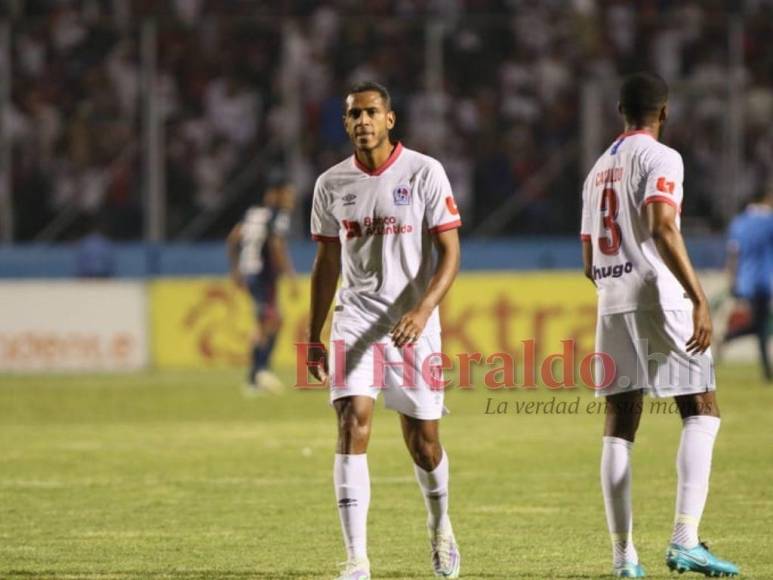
228, 176, 297, 393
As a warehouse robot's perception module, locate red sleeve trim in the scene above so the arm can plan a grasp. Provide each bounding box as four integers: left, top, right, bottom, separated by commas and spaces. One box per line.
644, 195, 681, 213
580, 234, 591, 241
311, 233, 339, 242
429, 220, 462, 234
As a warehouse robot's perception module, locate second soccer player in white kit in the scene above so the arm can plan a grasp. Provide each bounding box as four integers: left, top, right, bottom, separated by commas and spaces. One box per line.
581, 72, 739, 578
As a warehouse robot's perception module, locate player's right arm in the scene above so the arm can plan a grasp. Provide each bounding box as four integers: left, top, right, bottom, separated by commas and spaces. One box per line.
647, 201, 711, 354
582, 238, 595, 286
308, 176, 341, 382
227, 224, 244, 288
308, 240, 341, 382
580, 177, 595, 286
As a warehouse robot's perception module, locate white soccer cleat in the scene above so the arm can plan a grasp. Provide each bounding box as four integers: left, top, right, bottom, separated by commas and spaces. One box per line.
430, 527, 461, 578
242, 381, 266, 397
335, 556, 370, 580
256, 370, 284, 394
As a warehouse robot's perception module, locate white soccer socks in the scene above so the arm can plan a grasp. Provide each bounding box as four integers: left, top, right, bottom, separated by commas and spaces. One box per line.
672, 415, 721, 549
414, 449, 451, 533
334, 453, 371, 560
601, 436, 639, 566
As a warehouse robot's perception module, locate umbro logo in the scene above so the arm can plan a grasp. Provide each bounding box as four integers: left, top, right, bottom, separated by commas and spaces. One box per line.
343, 193, 357, 206
338, 498, 358, 508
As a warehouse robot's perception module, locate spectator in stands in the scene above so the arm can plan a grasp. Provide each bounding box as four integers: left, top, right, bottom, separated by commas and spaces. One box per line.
5, 1, 773, 240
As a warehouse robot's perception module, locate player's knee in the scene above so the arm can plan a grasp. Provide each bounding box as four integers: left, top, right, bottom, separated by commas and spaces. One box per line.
338, 411, 371, 444
408, 434, 442, 470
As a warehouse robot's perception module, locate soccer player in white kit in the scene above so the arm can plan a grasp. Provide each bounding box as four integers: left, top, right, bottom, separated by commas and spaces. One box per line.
308, 82, 462, 580
581, 73, 739, 577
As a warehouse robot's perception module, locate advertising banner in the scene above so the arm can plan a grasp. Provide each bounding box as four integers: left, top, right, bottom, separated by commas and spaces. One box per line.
149, 273, 598, 371
149, 270, 758, 371
0, 282, 148, 371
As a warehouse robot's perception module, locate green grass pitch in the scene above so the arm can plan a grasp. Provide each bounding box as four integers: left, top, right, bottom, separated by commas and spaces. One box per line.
1, 364, 771, 579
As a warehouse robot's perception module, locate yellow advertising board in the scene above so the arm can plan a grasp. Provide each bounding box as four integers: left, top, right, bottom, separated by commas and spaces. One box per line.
439, 272, 597, 364
149, 273, 598, 370
150, 278, 310, 369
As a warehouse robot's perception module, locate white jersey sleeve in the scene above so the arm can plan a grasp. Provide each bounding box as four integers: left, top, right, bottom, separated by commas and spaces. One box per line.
311, 177, 340, 242
423, 160, 462, 233
642, 148, 684, 212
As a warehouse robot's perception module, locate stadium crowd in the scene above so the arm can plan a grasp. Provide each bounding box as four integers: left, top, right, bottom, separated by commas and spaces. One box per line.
5, 0, 773, 240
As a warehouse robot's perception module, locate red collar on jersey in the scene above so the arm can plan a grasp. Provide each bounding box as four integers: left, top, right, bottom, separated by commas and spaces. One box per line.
353, 141, 403, 176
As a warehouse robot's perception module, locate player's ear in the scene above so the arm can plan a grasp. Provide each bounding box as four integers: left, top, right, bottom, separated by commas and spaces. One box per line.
386, 109, 396, 130
659, 104, 668, 123
617, 101, 623, 115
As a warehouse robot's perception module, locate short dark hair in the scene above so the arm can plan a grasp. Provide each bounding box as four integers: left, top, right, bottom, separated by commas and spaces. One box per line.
619, 72, 668, 124
345, 81, 392, 110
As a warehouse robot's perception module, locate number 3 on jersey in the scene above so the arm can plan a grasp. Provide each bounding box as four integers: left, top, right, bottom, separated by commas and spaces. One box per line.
599, 187, 622, 255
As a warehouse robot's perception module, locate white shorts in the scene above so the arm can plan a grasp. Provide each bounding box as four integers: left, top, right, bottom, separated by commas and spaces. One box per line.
328, 317, 448, 420
594, 308, 716, 398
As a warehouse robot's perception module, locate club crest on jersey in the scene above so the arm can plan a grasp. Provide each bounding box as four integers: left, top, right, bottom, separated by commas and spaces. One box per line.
393, 185, 412, 206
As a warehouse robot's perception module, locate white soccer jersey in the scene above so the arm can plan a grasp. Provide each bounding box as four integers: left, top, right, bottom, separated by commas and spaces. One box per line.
581, 131, 691, 314
311, 142, 462, 335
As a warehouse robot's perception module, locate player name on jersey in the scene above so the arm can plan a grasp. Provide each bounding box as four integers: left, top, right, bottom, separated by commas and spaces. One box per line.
595, 167, 624, 186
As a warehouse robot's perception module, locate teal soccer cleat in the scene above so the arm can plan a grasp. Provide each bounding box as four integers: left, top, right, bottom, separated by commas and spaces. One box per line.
614, 561, 646, 577
666, 542, 739, 577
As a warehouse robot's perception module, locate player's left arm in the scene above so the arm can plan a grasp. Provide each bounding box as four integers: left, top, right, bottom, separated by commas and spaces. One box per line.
580, 177, 595, 286
391, 228, 460, 347
647, 202, 712, 354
